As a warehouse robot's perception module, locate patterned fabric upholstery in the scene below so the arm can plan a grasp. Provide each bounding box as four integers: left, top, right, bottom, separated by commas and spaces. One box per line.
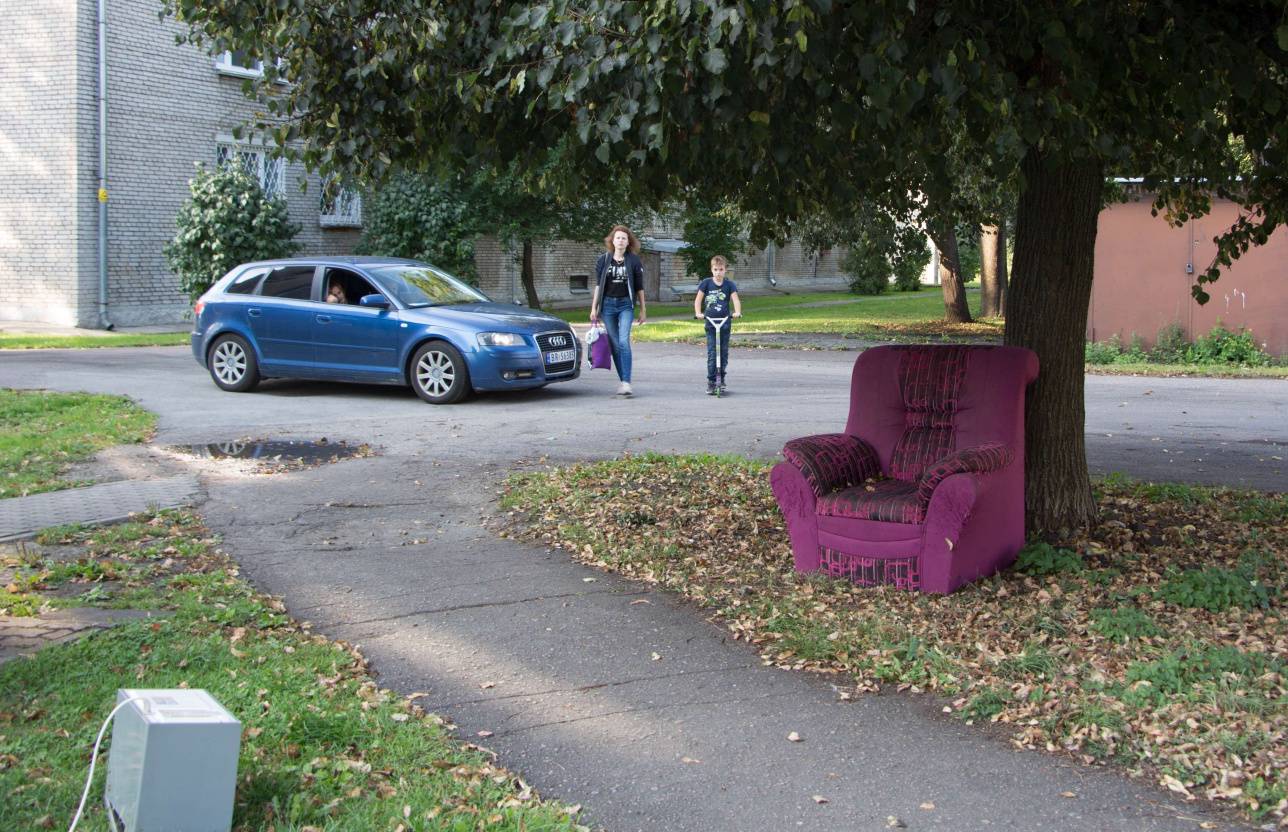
816, 478, 925, 524
917, 443, 1015, 503
820, 548, 921, 590
782, 434, 881, 498
888, 347, 972, 481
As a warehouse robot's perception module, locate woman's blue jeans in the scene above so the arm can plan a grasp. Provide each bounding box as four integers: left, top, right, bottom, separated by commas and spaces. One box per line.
599, 296, 634, 382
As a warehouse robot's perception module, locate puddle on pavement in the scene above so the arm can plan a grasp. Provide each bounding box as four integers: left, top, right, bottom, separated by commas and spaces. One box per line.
167, 439, 374, 473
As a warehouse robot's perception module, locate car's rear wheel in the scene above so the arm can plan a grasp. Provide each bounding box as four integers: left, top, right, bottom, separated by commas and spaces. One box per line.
410, 341, 470, 404
208, 334, 260, 392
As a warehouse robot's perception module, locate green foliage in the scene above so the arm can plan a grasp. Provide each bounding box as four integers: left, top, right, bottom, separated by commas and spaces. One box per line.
838, 222, 931, 296
1085, 337, 1124, 365
1156, 567, 1272, 613
1123, 645, 1276, 707
962, 688, 1008, 722
1184, 323, 1271, 366
1152, 323, 1190, 363
1015, 542, 1084, 576
164, 164, 299, 302
1086, 323, 1276, 368
680, 199, 745, 278
355, 171, 478, 282
1089, 607, 1161, 642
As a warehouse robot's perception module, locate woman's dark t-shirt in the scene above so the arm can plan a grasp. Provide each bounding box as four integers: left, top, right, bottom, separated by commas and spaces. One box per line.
604, 257, 630, 298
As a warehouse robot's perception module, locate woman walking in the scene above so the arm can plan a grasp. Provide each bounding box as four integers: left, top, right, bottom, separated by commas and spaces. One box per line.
589, 225, 648, 396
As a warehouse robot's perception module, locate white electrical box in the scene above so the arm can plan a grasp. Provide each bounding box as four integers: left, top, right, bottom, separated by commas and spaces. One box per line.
105, 689, 241, 832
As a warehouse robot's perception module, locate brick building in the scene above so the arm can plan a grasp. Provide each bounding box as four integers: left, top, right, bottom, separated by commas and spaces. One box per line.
0, 0, 361, 328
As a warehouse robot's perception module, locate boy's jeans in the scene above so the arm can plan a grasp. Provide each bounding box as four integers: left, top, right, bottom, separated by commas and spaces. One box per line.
704, 318, 731, 384
600, 296, 634, 382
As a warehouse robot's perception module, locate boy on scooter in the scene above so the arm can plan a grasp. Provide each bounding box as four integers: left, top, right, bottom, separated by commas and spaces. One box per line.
693, 255, 742, 395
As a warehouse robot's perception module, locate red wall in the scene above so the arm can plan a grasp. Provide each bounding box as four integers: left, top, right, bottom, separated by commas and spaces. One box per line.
1090, 196, 1288, 356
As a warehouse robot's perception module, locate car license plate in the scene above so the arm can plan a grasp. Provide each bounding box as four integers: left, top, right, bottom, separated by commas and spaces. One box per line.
545, 349, 575, 364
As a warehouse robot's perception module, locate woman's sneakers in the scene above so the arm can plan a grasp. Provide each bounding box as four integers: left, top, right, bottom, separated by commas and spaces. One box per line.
616, 382, 633, 396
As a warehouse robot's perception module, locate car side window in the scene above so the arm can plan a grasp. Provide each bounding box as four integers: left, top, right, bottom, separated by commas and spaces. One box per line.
226, 267, 269, 295
324, 268, 381, 306
259, 266, 315, 300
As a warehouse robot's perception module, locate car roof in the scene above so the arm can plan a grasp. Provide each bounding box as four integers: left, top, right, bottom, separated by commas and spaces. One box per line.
240, 256, 422, 269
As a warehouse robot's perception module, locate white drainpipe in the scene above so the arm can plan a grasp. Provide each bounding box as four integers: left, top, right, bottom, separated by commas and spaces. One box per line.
97, 0, 113, 329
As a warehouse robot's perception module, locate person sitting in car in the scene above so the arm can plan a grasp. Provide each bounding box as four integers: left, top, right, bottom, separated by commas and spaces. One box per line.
325, 278, 348, 305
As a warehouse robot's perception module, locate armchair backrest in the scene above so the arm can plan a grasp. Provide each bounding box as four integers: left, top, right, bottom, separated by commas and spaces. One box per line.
844, 345, 1039, 481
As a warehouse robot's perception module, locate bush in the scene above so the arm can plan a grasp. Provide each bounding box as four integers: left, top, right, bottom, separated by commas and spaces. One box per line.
843, 257, 890, 295
1151, 323, 1189, 363
1085, 337, 1123, 365
840, 222, 930, 295
1184, 323, 1271, 366
680, 200, 746, 278
356, 172, 479, 283
164, 164, 300, 302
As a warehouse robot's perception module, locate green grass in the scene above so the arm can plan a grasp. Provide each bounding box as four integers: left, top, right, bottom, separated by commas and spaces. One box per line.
0, 332, 189, 350
0, 389, 155, 498
1085, 361, 1288, 378
0, 512, 583, 831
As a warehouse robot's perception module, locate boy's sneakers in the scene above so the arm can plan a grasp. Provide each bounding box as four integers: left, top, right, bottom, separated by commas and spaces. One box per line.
706, 382, 717, 395
616, 382, 633, 396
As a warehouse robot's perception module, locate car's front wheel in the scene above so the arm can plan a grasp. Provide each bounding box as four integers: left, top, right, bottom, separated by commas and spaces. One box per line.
207, 334, 260, 392
410, 341, 470, 404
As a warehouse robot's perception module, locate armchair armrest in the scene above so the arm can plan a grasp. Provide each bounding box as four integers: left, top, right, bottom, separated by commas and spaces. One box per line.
781, 433, 881, 498
917, 443, 1014, 503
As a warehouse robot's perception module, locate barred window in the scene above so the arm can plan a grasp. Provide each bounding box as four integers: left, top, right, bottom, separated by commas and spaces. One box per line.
215, 143, 284, 196
319, 178, 363, 228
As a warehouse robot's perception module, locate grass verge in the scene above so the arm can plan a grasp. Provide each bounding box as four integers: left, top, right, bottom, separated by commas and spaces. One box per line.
0, 333, 189, 350
502, 455, 1287, 824
0, 511, 583, 831
0, 389, 155, 498
1085, 362, 1288, 379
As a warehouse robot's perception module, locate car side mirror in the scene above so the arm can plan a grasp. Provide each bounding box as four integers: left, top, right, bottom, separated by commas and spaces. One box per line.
359, 294, 390, 309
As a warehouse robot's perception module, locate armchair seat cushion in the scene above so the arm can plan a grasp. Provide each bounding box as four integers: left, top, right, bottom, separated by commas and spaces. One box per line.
816, 478, 925, 524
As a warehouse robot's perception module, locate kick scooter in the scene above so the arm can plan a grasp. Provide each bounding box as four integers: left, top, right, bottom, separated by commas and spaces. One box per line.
701, 314, 730, 397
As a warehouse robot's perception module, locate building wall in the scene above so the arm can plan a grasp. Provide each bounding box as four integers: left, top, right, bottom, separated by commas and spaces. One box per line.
1090, 195, 1288, 356
0, 0, 360, 328
0, 0, 86, 326
96, 0, 359, 326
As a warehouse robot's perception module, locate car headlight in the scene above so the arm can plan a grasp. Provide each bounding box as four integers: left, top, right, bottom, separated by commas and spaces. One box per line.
477, 332, 525, 347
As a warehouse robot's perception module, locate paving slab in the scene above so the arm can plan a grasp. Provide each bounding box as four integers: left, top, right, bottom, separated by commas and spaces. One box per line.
0, 608, 165, 663
0, 475, 202, 541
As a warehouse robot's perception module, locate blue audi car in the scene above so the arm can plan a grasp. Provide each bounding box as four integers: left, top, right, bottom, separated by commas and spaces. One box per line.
190, 257, 580, 403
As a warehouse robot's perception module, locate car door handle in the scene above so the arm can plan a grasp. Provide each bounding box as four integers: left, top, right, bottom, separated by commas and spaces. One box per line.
315, 314, 332, 324
247, 308, 262, 317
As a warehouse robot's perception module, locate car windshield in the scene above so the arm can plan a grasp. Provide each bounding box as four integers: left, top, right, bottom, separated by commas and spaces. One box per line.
369, 264, 489, 307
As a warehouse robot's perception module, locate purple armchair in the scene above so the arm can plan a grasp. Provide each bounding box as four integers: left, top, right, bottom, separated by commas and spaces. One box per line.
771, 345, 1038, 594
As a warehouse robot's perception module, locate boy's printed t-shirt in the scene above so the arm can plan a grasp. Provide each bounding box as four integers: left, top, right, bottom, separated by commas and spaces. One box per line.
605, 257, 631, 298
698, 278, 737, 318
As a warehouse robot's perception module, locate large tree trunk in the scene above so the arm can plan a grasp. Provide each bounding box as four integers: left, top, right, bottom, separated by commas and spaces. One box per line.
1005, 151, 1103, 534
928, 221, 973, 323
520, 239, 541, 309
979, 222, 1008, 318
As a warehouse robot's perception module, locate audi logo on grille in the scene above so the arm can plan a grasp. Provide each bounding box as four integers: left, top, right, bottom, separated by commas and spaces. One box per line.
550, 335, 567, 347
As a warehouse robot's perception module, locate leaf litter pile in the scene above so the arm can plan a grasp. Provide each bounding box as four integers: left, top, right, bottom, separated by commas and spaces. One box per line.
503, 454, 1287, 825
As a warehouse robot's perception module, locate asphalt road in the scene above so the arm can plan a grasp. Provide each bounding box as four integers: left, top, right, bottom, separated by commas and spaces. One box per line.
3, 343, 1284, 831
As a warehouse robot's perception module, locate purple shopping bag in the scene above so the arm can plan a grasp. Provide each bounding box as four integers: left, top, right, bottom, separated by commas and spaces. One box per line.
588, 327, 613, 370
